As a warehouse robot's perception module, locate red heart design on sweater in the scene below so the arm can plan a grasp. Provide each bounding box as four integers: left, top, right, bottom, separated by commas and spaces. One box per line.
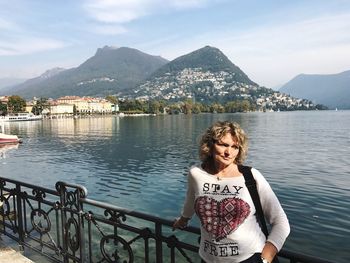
195, 196, 250, 241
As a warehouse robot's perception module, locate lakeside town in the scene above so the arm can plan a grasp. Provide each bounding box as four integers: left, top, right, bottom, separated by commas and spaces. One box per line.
0, 91, 324, 118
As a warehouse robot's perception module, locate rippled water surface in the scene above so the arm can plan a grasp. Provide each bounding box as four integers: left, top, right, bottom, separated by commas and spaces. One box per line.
1, 111, 349, 262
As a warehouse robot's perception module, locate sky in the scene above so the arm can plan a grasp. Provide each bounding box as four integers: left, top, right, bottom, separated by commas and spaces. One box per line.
1, 0, 350, 89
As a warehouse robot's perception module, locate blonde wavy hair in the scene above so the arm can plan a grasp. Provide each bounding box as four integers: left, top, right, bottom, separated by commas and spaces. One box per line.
199, 121, 248, 165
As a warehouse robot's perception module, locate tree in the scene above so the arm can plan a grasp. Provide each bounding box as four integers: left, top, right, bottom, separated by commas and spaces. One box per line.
0, 101, 7, 115
73, 105, 78, 115
168, 103, 181, 114
210, 102, 224, 113
105, 95, 118, 113
225, 101, 239, 113
192, 103, 203, 114
240, 100, 251, 112
7, 95, 26, 113
149, 100, 161, 114
119, 99, 148, 113
225, 100, 254, 113
31, 97, 48, 115
182, 99, 193, 114
105, 95, 118, 105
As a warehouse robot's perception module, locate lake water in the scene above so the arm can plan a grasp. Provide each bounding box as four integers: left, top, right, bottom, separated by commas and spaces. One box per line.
1, 111, 349, 262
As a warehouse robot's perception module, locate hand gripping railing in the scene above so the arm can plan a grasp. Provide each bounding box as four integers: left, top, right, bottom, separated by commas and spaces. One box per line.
0, 177, 335, 263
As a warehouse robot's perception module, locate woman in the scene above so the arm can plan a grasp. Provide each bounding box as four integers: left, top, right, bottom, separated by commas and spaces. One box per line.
173, 121, 290, 263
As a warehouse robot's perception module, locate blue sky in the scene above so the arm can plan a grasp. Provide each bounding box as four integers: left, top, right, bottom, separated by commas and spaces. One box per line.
1, 0, 350, 88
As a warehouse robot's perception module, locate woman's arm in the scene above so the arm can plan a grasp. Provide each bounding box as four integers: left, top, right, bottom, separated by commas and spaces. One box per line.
253, 168, 291, 252
261, 241, 278, 263
173, 170, 196, 230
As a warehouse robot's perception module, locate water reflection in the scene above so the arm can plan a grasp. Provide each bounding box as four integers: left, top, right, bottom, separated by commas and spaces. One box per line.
0, 143, 19, 159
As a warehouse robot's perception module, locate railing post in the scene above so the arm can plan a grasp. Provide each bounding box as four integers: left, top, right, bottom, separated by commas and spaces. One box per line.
78, 192, 85, 263
56, 181, 87, 263
57, 182, 69, 263
15, 183, 24, 250
155, 222, 163, 263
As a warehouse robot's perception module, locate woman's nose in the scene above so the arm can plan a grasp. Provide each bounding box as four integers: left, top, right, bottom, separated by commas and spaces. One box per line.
225, 147, 232, 154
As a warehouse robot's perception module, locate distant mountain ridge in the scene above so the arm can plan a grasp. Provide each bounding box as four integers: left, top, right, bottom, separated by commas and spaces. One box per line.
151, 46, 256, 85
1, 46, 258, 101
279, 70, 350, 109
39, 67, 66, 79
1, 45, 340, 110
2, 46, 168, 99
4, 68, 67, 96
0, 77, 27, 91
128, 46, 259, 102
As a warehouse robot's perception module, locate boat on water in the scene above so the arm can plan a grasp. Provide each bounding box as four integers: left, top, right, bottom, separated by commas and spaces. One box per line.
0, 122, 22, 144
1, 112, 43, 122
0, 133, 21, 144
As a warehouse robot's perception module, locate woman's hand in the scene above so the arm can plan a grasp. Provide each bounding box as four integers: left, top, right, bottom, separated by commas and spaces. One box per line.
172, 216, 190, 231
261, 241, 278, 263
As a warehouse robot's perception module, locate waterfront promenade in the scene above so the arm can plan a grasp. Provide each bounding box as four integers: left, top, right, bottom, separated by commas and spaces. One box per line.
0, 238, 34, 263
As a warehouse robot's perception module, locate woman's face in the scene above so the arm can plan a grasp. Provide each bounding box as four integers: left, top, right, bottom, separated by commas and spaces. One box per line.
212, 133, 239, 168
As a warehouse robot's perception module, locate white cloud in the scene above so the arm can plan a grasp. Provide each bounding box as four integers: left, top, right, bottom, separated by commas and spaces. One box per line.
170, 0, 210, 9
83, 0, 211, 35
0, 37, 68, 56
84, 0, 154, 24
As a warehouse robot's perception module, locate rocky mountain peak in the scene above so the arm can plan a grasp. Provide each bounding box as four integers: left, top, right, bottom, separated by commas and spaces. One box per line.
39, 67, 66, 79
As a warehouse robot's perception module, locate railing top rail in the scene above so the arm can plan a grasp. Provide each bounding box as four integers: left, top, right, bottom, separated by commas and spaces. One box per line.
82, 197, 200, 234
0, 176, 57, 195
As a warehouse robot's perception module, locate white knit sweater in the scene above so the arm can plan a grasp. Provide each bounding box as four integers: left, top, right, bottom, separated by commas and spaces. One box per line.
181, 165, 290, 263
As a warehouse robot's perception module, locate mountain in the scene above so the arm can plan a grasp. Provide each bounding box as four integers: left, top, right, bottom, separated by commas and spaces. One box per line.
128, 46, 259, 102
279, 70, 350, 109
152, 46, 256, 85
1, 68, 67, 95
0, 77, 27, 91
39, 67, 66, 79
2, 46, 168, 99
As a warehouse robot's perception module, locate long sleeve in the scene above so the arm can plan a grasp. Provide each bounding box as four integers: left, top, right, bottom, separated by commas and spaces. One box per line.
252, 168, 290, 251
181, 171, 196, 218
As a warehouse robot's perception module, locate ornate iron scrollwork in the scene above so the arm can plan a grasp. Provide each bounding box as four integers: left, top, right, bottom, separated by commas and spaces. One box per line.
55, 181, 87, 199
66, 191, 77, 207
100, 234, 133, 263
32, 189, 46, 201
0, 179, 6, 188
66, 217, 80, 252
104, 209, 127, 223
31, 208, 51, 234
0, 194, 10, 217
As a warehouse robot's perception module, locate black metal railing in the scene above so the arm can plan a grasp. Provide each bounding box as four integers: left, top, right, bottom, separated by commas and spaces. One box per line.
0, 177, 335, 263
